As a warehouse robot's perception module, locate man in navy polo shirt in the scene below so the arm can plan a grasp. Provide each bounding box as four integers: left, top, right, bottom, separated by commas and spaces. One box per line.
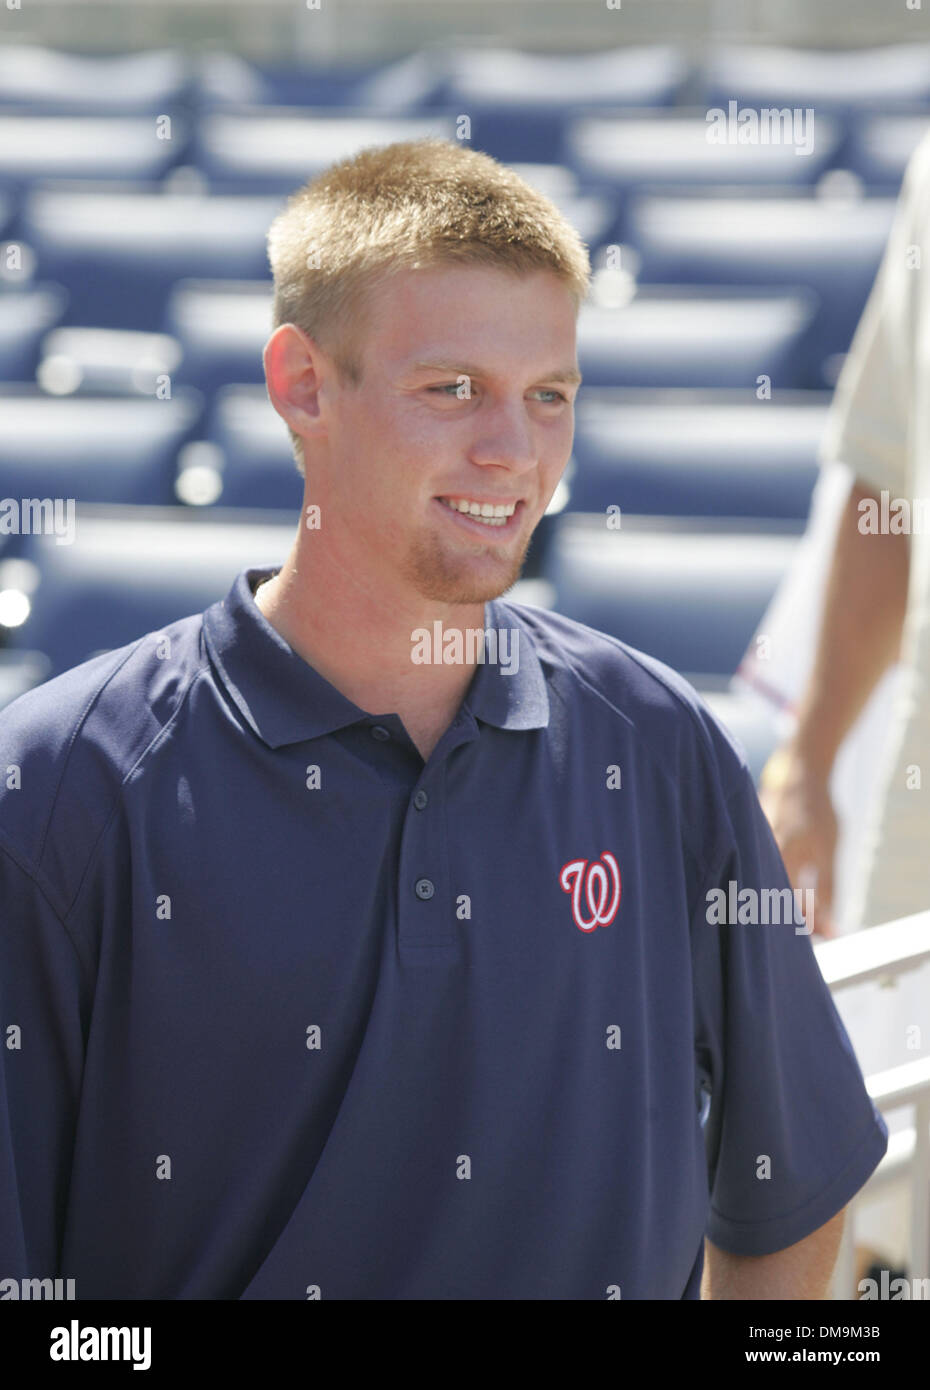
0, 139, 886, 1299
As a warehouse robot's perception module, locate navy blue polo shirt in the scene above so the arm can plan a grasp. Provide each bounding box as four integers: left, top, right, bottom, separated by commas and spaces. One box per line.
0, 567, 887, 1299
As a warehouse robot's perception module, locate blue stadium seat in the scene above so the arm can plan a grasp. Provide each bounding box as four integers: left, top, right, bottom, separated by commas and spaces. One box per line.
576, 288, 820, 389
164, 280, 271, 397
702, 43, 930, 113
0, 388, 204, 516
195, 52, 444, 111
185, 385, 301, 511
626, 191, 895, 381
543, 513, 799, 680
0, 46, 192, 115
5, 508, 294, 677
36, 327, 183, 397
844, 110, 930, 191
569, 389, 830, 520
565, 111, 842, 202
0, 116, 185, 194
0, 284, 67, 378
18, 186, 279, 330
436, 45, 686, 109
352, 51, 456, 112
423, 47, 687, 163
193, 111, 457, 194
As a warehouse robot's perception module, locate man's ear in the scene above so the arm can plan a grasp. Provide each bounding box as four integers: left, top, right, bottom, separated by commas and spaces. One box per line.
263, 323, 330, 443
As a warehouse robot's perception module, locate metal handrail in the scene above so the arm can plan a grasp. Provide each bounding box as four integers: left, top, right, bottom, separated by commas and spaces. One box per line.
814, 911, 930, 1300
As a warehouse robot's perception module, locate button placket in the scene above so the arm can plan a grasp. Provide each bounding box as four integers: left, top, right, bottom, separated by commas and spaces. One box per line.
397, 761, 455, 951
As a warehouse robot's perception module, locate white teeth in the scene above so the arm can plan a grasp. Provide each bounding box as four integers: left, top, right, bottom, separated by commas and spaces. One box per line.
440, 497, 517, 526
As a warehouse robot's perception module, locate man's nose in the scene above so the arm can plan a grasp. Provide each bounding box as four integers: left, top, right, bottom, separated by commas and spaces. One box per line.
468, 401, 538, 472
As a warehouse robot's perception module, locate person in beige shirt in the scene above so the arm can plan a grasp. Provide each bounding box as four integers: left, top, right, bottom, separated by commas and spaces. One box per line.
760, 130, 930, 936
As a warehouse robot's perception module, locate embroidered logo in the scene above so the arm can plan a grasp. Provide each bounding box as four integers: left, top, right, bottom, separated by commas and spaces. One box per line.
559, 852, 621, 932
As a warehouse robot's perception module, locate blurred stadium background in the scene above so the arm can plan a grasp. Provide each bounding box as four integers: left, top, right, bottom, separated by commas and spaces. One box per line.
0, 0, 929, 1296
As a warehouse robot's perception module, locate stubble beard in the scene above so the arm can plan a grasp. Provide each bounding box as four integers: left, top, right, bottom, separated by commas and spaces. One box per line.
401, 524, 533, 605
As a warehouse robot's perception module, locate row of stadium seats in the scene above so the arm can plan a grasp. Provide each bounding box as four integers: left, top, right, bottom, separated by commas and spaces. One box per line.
3, 42, 930, 117
0, 108, 925, 192
0, 386, 828, 519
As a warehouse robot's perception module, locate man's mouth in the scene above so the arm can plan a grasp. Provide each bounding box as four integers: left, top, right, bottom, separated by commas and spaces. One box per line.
437, 496, 520, 528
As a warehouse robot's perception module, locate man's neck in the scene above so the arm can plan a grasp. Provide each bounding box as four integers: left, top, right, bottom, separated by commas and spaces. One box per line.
252, 560, 488, 753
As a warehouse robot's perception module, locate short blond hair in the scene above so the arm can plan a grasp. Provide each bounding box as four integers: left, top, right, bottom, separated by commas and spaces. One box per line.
265, 137, 592, 474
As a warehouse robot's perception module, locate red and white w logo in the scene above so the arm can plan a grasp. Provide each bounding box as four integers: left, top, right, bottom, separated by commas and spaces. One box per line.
559, 852, 621, 932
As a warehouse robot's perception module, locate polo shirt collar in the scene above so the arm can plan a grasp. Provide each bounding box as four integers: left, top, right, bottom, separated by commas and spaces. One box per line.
203, 568, 549, 750
467, 595, 550, 733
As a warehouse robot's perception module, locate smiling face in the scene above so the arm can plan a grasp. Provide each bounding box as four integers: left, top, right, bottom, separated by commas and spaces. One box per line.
313, 263, 581, 607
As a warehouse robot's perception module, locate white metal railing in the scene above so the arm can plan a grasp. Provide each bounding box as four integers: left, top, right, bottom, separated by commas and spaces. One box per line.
814, 910, 930, 1300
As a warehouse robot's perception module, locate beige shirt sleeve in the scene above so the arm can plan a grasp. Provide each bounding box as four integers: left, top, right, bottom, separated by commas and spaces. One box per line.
818, 132, 930, 498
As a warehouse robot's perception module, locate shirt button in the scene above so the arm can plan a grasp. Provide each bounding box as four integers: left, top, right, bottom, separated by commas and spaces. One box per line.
371, 725, 391, 741
413, 789, 429, 810
415, 878, 435, 901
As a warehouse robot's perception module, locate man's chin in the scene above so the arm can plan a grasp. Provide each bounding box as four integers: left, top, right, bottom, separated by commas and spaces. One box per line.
405, 549, 529, 606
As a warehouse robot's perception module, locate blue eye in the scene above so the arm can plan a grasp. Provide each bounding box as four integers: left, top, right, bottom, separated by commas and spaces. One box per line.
425, 385, 569, 402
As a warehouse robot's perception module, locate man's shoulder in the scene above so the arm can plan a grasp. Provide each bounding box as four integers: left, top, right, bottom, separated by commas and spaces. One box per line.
0, 614, 207, 882
500, 598, 751, 796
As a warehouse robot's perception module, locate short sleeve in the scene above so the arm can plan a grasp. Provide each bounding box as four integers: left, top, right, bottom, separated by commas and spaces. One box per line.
818, 135, 930, 498
0, 844, 88, 1276
691, 765, 888, 1257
